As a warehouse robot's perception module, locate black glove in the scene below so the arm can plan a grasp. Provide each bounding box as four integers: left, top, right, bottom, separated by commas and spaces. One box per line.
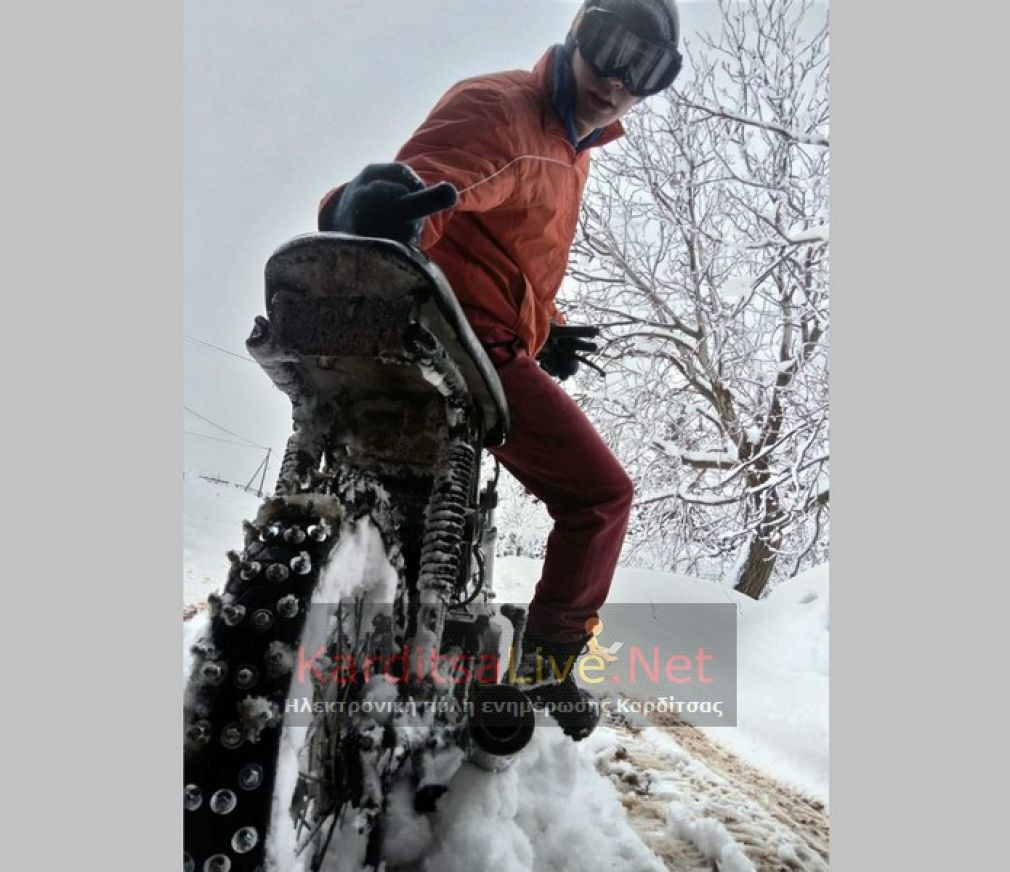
537, 323, 603, 380
322, 162, 428, 245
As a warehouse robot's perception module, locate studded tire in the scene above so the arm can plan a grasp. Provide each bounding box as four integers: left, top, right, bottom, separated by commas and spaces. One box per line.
184, 496, 347, 872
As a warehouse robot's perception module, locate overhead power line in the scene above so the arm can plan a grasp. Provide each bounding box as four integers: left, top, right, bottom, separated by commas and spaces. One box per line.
184, 430, 267, 449
185, 334, 256, 364
183, 405, 269, 450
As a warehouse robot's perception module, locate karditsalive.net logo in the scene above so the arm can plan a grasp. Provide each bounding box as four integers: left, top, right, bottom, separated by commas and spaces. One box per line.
282, 602, 738, 726
505, 616, 716, 689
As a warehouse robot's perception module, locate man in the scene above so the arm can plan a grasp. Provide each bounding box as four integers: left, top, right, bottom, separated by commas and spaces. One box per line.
318, 0, 683, 740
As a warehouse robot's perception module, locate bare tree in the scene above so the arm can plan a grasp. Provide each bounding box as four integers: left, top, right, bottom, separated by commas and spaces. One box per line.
566, 0, 830, 597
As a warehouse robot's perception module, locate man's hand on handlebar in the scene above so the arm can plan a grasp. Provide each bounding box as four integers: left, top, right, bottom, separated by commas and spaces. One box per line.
537, 323, 605, 380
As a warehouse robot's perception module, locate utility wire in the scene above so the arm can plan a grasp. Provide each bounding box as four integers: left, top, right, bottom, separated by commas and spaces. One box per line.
183, 405, 268, 450
185, 334, 256, 364
184, 430, 267, 449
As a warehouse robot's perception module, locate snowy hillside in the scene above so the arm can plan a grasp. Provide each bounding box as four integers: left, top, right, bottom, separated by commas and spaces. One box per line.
719, 566, 829, 802
183, 473, 829, 868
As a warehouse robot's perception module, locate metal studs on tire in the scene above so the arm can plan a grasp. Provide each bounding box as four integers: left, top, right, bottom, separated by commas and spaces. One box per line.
231, 826, 259, 854
220, 723, 244, 750
251, 609, 274, 632
184, 784, 202, 811
265, 563, 289, 583
276, 594, 299, 618
222, 604, 246, 626
283, 525, 305, 544
199, 661, 227, 686
187, 720, 212, 745
209, 789, 237, 815
234, 666, 258, 689
307, 523, 328, 543
238, 763, 263, 791
290, 553, 312, 575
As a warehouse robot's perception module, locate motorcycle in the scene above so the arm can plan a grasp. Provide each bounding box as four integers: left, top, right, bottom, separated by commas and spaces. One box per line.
183, 184, 537, 871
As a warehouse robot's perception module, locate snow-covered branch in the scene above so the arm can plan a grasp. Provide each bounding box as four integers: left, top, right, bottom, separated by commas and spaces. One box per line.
676, 96, 830, 148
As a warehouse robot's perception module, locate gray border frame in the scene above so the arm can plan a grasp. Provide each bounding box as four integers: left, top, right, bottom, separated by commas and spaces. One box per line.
830, 0, 1005, 867
7, 0, 1004, 868
6, 1, 182, 867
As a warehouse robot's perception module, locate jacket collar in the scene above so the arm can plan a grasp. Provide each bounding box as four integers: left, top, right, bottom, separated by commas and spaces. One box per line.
531, 45, 625, 151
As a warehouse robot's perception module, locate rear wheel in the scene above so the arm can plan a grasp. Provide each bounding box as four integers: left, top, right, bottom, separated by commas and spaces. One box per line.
184, 471, 409, 872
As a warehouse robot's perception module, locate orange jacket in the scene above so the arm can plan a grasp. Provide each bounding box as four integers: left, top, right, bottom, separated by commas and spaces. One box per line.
318, 48, 624, 356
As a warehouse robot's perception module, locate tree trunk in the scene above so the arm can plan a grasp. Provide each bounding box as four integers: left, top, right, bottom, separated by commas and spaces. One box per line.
734, 531, 779, 599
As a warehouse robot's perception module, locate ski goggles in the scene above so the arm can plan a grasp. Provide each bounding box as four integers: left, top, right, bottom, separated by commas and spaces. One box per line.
575, 7, 682, 97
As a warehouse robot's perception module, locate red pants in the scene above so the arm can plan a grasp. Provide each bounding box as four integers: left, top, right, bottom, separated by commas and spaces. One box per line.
480, 333, 634, 644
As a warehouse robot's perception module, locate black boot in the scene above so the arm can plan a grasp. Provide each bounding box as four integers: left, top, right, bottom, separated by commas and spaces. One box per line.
509, 634, 602, 741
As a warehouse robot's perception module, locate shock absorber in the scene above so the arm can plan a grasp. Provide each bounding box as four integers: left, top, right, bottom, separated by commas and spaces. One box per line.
403, 317, 482, 662
412, 436, 477, 662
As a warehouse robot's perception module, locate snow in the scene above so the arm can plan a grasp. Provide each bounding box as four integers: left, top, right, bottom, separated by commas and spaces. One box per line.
500, 558, 828, 803
183, 607, 211, 682
680, 448, 738, 466
265, 722, 310, 870
268, 516, 405, 870
708, 563, 829, 803
381, 728, 668, 872
183, 474, 829, 866
316, 516, 401, 603
785, 223, 830, 244
491, 556, 751, 611
665, 802, 756, 871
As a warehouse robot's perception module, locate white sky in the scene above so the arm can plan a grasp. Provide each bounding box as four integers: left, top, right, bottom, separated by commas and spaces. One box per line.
183, 0, 727, 484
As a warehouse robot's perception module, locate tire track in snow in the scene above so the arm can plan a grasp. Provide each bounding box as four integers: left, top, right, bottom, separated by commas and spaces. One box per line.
588, 704, 829, 870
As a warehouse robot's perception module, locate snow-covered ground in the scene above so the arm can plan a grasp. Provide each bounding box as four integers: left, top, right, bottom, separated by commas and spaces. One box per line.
495, 556, 829, 803
719, 566, 829, 803
183, 472, 829, 868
